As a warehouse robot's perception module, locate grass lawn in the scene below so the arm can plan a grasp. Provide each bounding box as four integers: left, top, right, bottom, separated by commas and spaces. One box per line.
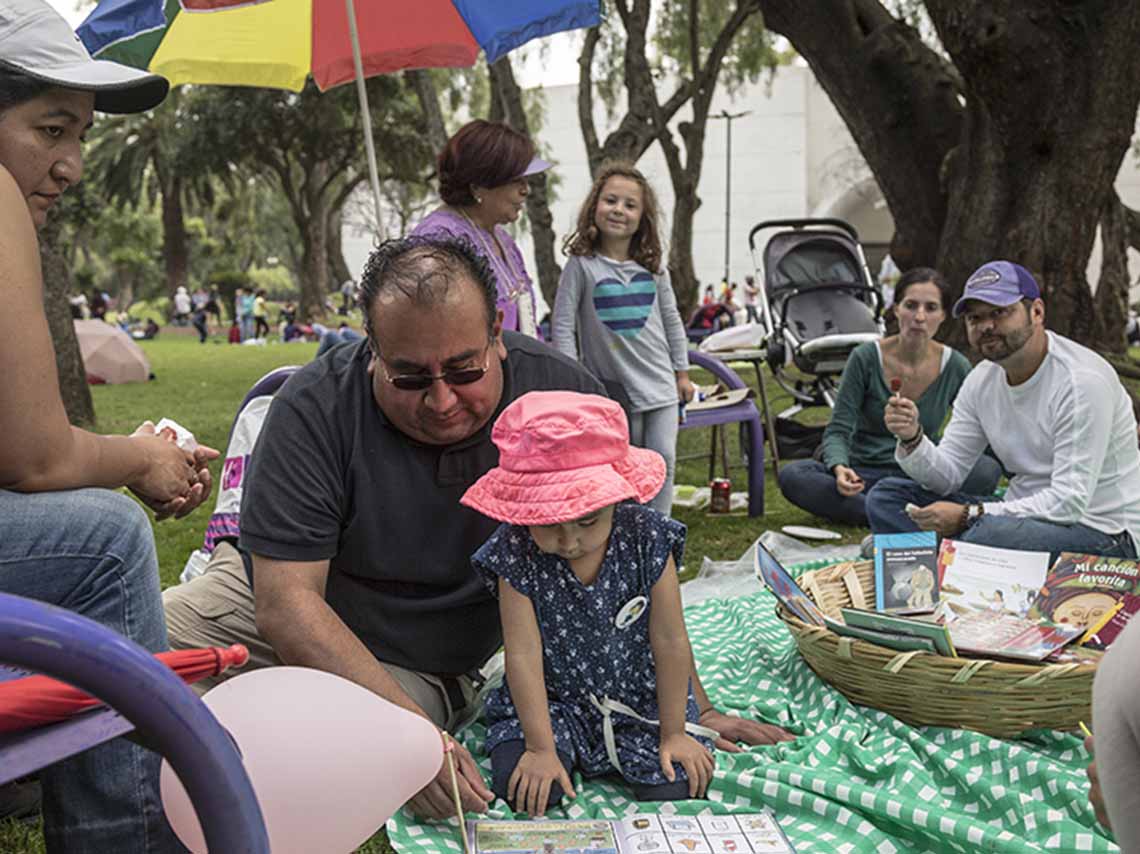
0, 332, 973, 852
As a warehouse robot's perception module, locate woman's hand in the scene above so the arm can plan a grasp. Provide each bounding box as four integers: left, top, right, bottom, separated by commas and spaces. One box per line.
508, 747, 576, 817
1085, 735, 1112, 829
833, 465, 865, 497
126, 423, 219, 520
659, 733, 715, 798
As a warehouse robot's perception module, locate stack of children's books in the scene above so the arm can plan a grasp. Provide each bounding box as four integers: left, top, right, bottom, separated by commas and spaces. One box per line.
465, 811, 797, 854
755, 536, 1140, 663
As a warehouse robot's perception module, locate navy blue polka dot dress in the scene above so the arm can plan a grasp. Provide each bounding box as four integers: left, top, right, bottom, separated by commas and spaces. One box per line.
472, 503, 711, 787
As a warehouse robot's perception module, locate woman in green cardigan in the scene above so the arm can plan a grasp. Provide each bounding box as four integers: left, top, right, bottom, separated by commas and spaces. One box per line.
777, 267, 1001, 526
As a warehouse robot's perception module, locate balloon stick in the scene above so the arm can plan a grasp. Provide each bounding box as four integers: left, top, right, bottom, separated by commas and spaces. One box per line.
444, 733, 474, 854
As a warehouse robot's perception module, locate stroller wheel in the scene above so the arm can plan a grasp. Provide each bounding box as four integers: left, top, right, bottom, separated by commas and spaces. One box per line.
766, 338, 785, 367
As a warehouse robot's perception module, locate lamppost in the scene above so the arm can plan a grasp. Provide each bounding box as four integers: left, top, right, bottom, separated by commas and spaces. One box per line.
710, 109, 751, 288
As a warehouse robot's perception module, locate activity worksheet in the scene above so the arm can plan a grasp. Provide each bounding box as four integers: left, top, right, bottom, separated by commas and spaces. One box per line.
467, 812, 796, 854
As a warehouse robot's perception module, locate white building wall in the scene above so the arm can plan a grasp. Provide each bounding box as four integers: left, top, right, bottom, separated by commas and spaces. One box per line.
344, 65, 1140, 306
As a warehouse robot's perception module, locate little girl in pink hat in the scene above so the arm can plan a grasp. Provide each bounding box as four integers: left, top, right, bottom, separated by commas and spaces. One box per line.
461, 390, 716, 817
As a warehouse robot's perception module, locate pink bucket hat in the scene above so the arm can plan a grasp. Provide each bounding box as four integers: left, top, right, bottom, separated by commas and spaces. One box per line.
461, 391, 665, 526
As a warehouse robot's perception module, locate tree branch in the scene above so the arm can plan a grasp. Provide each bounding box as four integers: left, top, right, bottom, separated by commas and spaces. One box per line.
577, 26, 602, 173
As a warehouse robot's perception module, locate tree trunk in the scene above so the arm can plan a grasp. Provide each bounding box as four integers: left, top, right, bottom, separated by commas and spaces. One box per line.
297, 170, 330, 322
756, 0, 962, 275
575, 2, 696, 174
39, 217, 94, 427
927, 2, 1140, 347
488, 56, 562, 306
1093, 193, 1131, 355
161, 174, 189, 296
760, 1, 1140, 349
326, 207, 353, 287
406, 69, 449, 155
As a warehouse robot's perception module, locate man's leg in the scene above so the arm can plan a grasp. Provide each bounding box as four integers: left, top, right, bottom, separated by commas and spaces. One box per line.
163, 541, 281, 695
0, 488, 181, 853
864, 477, 958, 533
958, 516, 1136, 559
1092, 614, 1140, 852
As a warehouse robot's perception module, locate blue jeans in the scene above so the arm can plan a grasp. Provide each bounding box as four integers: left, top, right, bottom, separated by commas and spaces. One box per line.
629, 405, 679, 516
778, 457, 1003, 527
864, 477, 1138, 560
0, 488, 181, 853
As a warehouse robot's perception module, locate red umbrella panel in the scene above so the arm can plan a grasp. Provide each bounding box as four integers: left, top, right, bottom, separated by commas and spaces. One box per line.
0, 644, 249, 733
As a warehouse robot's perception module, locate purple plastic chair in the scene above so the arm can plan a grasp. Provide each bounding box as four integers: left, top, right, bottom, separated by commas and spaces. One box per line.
0, 593, 269, 852
681, 350, 765, 517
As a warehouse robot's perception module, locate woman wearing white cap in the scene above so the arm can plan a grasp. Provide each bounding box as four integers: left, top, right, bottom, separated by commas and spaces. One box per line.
412, 119, 549, 337
0, 0, 216, 849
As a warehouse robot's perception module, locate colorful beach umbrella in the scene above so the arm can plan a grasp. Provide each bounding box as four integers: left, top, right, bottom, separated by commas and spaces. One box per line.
77, 0, 600, 93
77, 0, 600, 222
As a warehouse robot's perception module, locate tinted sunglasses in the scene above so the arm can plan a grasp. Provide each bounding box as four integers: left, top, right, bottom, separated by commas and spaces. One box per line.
378, 341, 493, 392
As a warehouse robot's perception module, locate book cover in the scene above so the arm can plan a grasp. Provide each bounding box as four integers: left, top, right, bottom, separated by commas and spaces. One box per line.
822, 616, 938, 654
1027, 553, 1140, 641
1079, 592, 1140, 651
872, 532, 939, 614
937, 539, 1050, 619
839, 607, 957, 657
947, 612, 1083, 661
754, 543, 826, 626
466, 812, 797, 854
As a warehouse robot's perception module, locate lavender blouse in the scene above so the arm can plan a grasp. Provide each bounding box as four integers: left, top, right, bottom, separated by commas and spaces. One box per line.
411, 208, 539, 336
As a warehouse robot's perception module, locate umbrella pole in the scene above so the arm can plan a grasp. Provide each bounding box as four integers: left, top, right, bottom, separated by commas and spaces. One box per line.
344, 0, 385, 235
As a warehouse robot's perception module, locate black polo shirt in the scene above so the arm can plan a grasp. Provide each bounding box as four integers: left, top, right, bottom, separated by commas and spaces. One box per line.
239, 332, 604, 675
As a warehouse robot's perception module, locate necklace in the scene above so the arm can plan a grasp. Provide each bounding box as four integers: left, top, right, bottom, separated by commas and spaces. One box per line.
456, 209, 536, 336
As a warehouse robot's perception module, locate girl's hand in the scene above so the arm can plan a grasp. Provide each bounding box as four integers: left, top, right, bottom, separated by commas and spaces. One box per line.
676, 373, 696, 404
674, 373, 693, 403
833, 465, 865, 497
508, 748, 576, 817
659, 733, 714, 798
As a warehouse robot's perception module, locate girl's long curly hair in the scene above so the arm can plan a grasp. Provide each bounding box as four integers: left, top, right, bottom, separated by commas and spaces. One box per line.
562, 162, 664, 274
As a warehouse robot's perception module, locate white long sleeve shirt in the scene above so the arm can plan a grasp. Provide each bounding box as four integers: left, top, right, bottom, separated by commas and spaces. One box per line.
898, 331, 1140, 551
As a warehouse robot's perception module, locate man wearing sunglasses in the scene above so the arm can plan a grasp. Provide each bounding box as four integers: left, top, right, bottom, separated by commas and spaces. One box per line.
170, 236, 788, 818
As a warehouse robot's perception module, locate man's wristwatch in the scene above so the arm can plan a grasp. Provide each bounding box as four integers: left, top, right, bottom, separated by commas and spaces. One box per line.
965, 503, 985, 527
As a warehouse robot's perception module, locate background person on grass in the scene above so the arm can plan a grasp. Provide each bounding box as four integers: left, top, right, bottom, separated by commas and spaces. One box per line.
0, 0, 217, 848
412, 119, 545, 337
866, 260, 1140, 559
164, 235, 789, 822
777, 267, 1001, 527
552, 163, 693, 515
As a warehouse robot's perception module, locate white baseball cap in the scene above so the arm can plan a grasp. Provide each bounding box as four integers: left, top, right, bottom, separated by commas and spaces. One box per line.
0, 0, 168, 114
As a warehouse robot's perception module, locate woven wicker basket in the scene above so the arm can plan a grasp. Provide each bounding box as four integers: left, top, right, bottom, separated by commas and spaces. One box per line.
778, 560, 1096, 737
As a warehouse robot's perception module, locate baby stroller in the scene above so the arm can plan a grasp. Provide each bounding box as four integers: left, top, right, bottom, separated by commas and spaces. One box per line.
748, 218, 884, 411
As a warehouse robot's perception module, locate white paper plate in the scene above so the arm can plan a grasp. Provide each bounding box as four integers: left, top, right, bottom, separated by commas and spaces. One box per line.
781, 525, 841, 541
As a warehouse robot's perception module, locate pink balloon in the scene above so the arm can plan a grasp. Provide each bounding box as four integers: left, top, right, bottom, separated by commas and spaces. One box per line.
161, 667, 444, 853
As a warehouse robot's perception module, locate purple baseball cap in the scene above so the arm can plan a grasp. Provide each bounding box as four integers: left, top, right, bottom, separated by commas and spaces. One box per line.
515, 156, 552, 179
951, 260, 1041, 318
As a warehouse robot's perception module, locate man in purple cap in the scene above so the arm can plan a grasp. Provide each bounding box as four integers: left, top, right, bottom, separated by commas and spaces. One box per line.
865, 259, 1140, 558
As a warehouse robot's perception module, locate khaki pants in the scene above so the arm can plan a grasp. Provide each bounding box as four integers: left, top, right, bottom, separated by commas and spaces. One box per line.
163, 542, 479, 729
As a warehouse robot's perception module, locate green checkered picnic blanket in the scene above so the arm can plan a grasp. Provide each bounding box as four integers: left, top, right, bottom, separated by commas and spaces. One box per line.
387, 583, 1115, 854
